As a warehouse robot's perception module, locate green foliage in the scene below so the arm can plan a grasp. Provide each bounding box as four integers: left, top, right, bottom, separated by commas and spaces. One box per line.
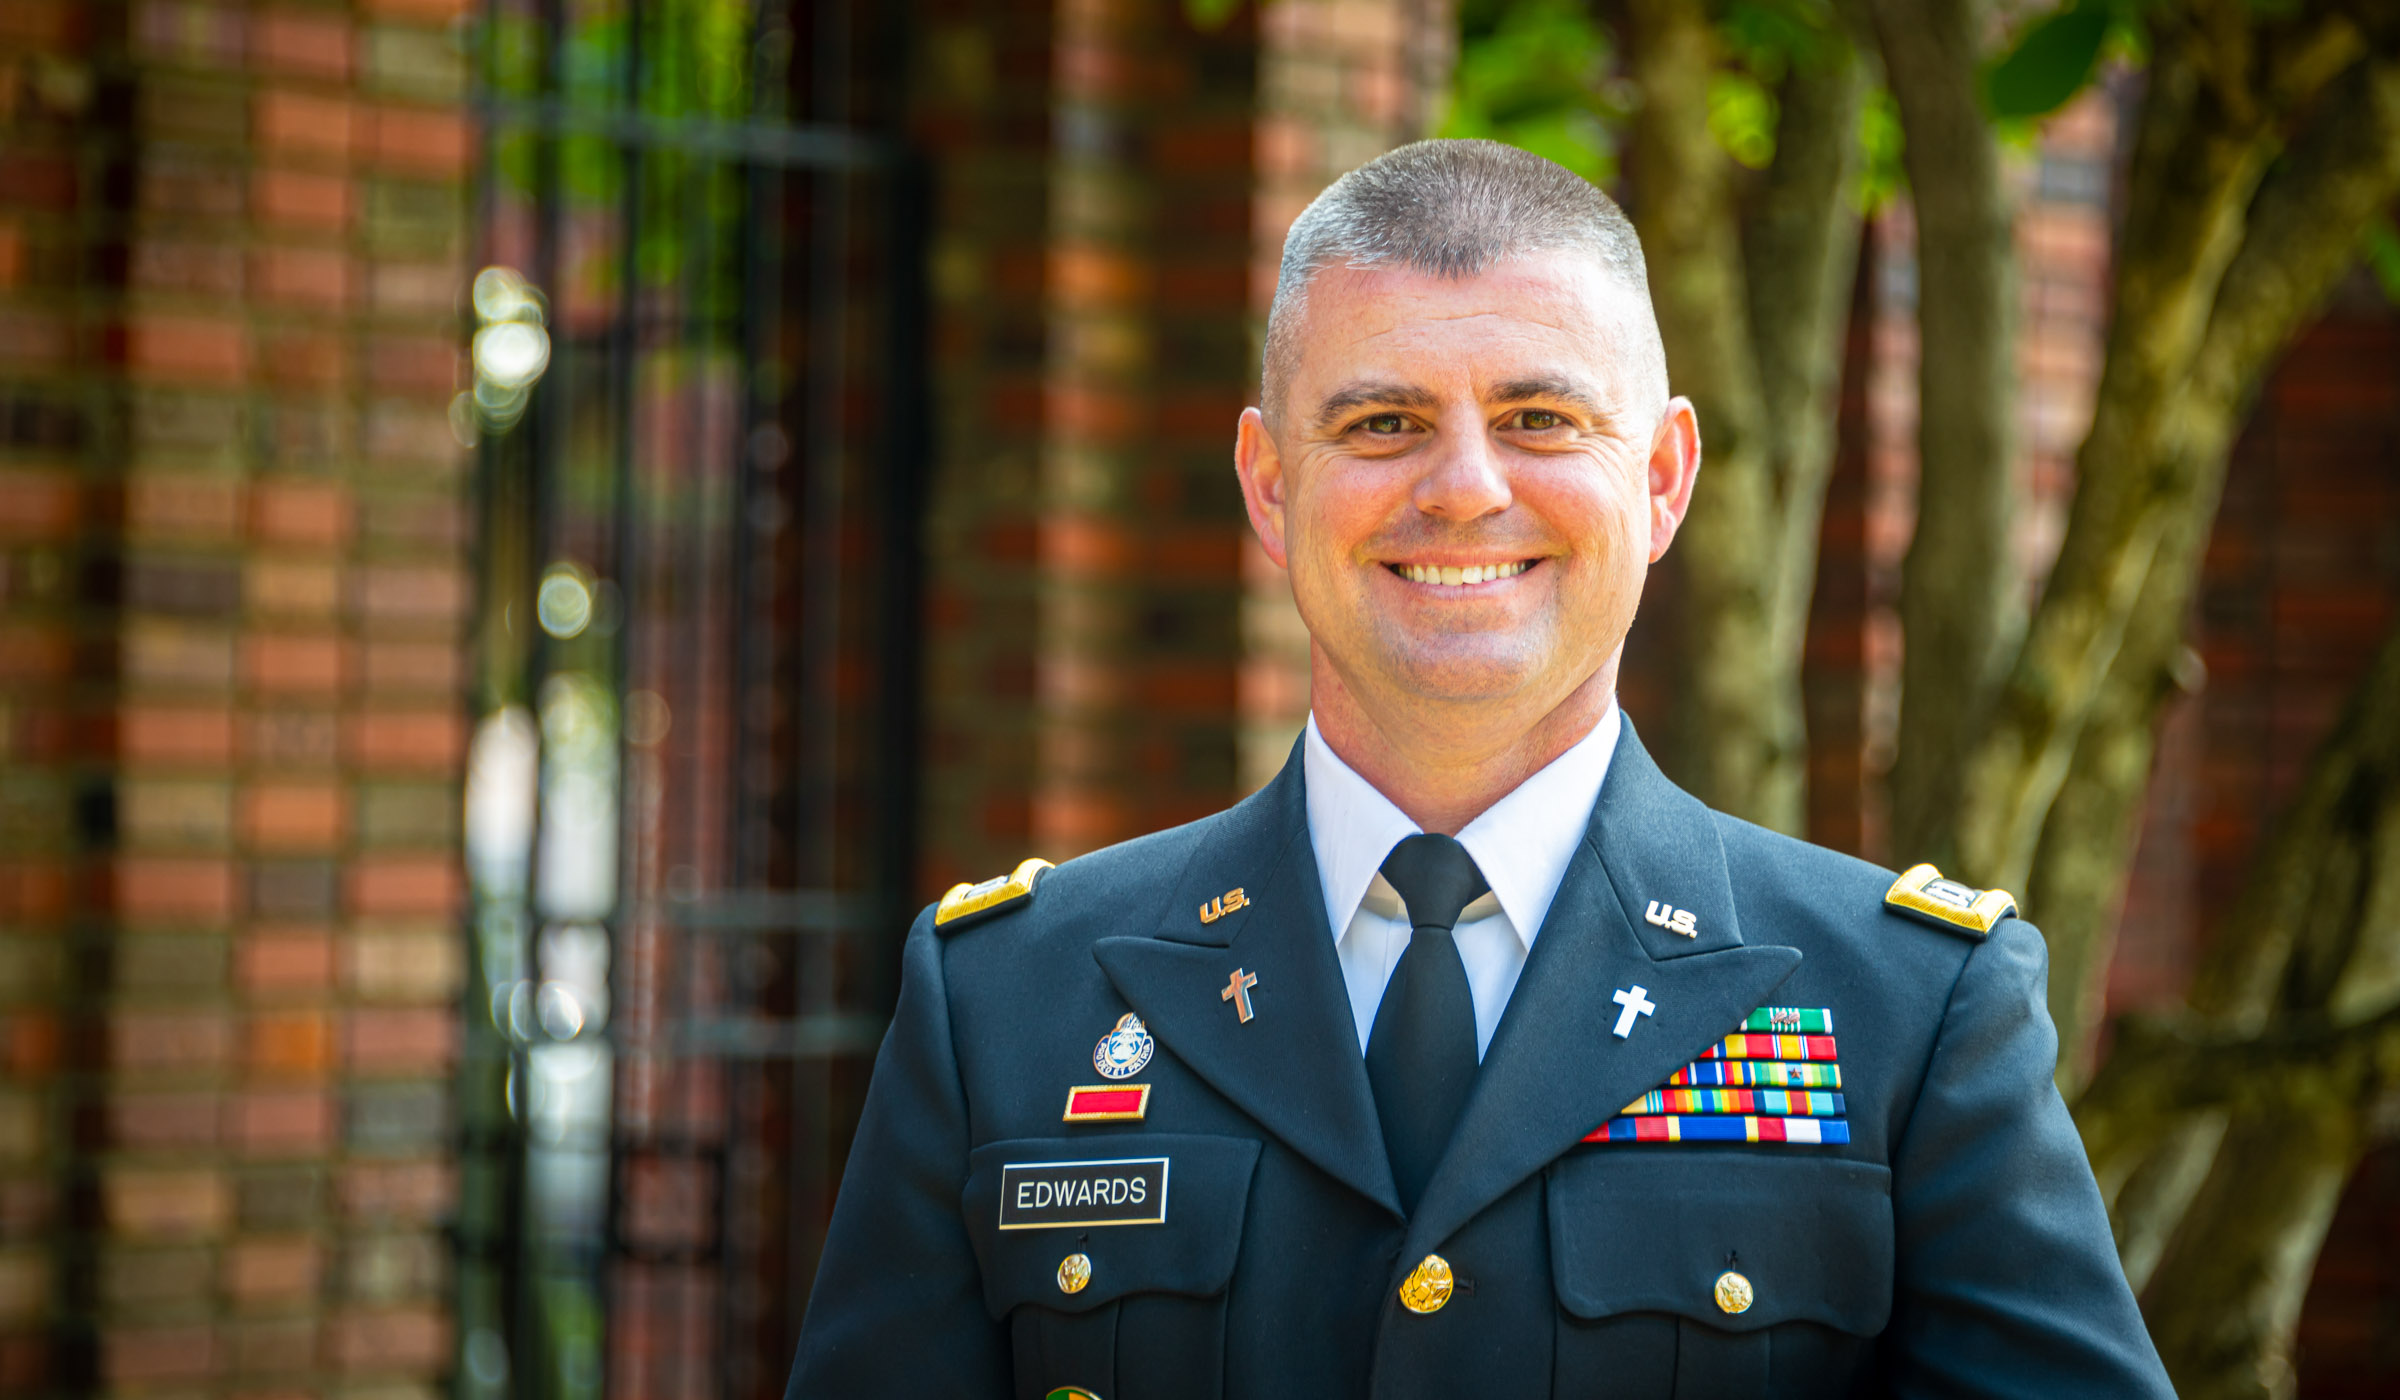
2365, 218, 2400, 306
1184, 0, 1246, 30
1856, 85, 1904, 212
1439, 0, 1622, 183
1709, 69, 1778, 170
1983, 1, 2113, 120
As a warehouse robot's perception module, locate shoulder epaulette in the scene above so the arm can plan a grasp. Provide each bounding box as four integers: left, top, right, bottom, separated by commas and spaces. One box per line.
1884, 863, 2016, 939
934, 857, 1053, 932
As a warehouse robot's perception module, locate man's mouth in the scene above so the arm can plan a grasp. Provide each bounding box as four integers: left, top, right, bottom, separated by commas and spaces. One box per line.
1387, 560, 1535, 588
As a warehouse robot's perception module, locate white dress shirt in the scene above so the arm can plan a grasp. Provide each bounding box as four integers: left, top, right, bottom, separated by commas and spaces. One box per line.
1302, 702, 1621, 1060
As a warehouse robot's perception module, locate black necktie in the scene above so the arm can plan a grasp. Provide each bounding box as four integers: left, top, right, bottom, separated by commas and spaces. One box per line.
1365, 833, 1489, 1214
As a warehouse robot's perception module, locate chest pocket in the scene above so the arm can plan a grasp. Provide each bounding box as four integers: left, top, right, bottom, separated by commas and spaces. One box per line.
964, 1134, 1260, 1400
1546, 1152, 1893, 1400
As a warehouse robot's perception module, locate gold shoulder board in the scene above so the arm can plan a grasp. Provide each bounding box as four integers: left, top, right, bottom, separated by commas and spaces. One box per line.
1884, 863, 2017, 938
934, 857, 1054, 931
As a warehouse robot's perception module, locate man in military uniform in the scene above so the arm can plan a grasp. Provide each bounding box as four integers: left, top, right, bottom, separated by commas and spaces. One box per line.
785, 141, 2174, 1398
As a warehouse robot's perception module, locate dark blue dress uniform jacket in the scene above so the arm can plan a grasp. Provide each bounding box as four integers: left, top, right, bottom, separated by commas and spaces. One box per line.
786, 723, 2175, 1398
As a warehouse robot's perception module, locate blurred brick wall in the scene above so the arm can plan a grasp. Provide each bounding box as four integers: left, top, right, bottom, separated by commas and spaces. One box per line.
914, 0, 1452, 891
0, 2, 471, 1395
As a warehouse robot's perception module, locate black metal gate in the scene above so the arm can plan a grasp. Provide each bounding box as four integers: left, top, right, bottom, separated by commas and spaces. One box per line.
457, 3, 920, 1396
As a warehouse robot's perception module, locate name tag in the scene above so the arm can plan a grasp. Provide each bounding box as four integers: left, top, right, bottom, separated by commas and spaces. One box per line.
998, 1157, 1169, 1229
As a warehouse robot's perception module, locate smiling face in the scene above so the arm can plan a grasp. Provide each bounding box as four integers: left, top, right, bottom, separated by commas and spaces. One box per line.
1235, 254, 1698, 753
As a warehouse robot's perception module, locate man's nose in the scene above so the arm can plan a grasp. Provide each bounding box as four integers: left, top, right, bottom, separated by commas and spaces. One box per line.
1412, 422, 1513, 520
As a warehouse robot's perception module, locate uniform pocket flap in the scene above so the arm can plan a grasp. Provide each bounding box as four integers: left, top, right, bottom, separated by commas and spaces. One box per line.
1547, 1152, 1893, 1335
964, 1134, 1261, 1318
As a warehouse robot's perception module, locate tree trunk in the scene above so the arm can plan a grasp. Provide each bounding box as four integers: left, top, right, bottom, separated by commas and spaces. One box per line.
1860, 0, 2021, 864
2142, 1103, 2365, 1400
1627, 0, 1861, 834
2070, 620, 2400, 1384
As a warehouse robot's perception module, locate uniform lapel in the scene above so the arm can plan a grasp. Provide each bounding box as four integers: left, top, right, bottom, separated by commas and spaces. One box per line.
1399, 722, 1801, 1261
1091, 752, 1403, 1218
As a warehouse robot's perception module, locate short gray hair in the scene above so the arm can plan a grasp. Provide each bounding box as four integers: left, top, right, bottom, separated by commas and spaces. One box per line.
1262, 139, 1658, 424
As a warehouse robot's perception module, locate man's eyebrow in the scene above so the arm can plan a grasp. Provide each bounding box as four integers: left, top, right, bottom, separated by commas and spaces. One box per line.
1312, 381, 1439, 428
1488, 376, 1611, 419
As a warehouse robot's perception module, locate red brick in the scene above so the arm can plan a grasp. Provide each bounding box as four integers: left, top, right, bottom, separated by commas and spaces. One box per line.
230, 1315, 320, 1375
251, 168, 353, 230
110, 1010, 232, 1071
130, 238, 244, 297
326, 1304, 449, 1373
253, 90, 353, 161
114, 855, 238, 922
235, 928, 334, 993
123, 315, 249, 383
127, 474, 244, 540
361, 639, 461, 693
250, 244, 353, 309
0, 151, 76, 211
260, 328, 350, 388
245, 1011, 330, 1076
107, 1091, 221, 1150
101, 1322, 220, 1385
223, 1236, 321, 1304
361, 104, 471, 177
355, 562, 468, 624
246, 558, 343, 617
238, 782, 347, 852
250, 8, 352, 80
0, 308, 70, 367
0, 223, 27, 289
3, 1011, 62, 1075
343, 1007, 455, 1072
119, 704, 237, 765
349, 710, 465, 771
0, 468, 77, 539
0, 865, 71, 925
226, 1089, 333, 1154
0, 624, 71, 684
364, 333, 459, 394
241, 631, 347, 696
0, 0, 85, 47
347, 855, 459, 916
338, 1159, 456, 1222
243, 710, 341, 768
249, 480, 352, 548
361, 0, 476, 19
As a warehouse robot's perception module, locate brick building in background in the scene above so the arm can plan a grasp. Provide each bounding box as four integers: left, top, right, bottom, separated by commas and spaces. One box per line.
1, 2, 2394, 1398
1, 0, 472, 1396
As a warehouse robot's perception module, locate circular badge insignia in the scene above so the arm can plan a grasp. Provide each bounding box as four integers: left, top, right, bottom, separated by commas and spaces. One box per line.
1092, 1013, 1154, 1080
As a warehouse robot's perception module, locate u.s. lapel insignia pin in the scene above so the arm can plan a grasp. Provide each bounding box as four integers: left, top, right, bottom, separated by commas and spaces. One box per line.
1645, 900, 1699, 937
1092, 1012, 1154, 1079
1199, 886, 1250, 924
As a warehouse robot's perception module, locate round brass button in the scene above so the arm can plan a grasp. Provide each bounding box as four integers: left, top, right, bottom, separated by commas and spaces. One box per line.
1057, 1252, 1092, 1295
1714, 1268, 1754, 1315
1398, 1253, 1455, 1314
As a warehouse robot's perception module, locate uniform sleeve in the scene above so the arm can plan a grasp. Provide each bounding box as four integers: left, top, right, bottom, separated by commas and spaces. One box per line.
786, 909, 1010, 1396
1881, 918, 2175, 1398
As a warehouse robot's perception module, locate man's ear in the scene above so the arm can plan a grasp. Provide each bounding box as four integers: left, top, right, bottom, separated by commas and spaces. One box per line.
1646, 397, 1701, 563
1235, 406, 1290, 569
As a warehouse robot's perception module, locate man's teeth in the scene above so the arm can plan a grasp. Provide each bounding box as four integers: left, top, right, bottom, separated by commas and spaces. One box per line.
1397, 561, 1531, 587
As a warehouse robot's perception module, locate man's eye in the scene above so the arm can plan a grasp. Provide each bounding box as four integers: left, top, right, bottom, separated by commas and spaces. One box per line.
1358, 413, 1410, 435
1514, 410, 1564, 431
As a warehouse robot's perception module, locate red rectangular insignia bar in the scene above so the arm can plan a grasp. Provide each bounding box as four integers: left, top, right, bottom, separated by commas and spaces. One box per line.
1061, 1084, 1151, 1123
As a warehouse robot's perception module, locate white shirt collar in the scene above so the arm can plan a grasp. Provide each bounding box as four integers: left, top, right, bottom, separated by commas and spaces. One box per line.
1302, 701, 1621, 949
